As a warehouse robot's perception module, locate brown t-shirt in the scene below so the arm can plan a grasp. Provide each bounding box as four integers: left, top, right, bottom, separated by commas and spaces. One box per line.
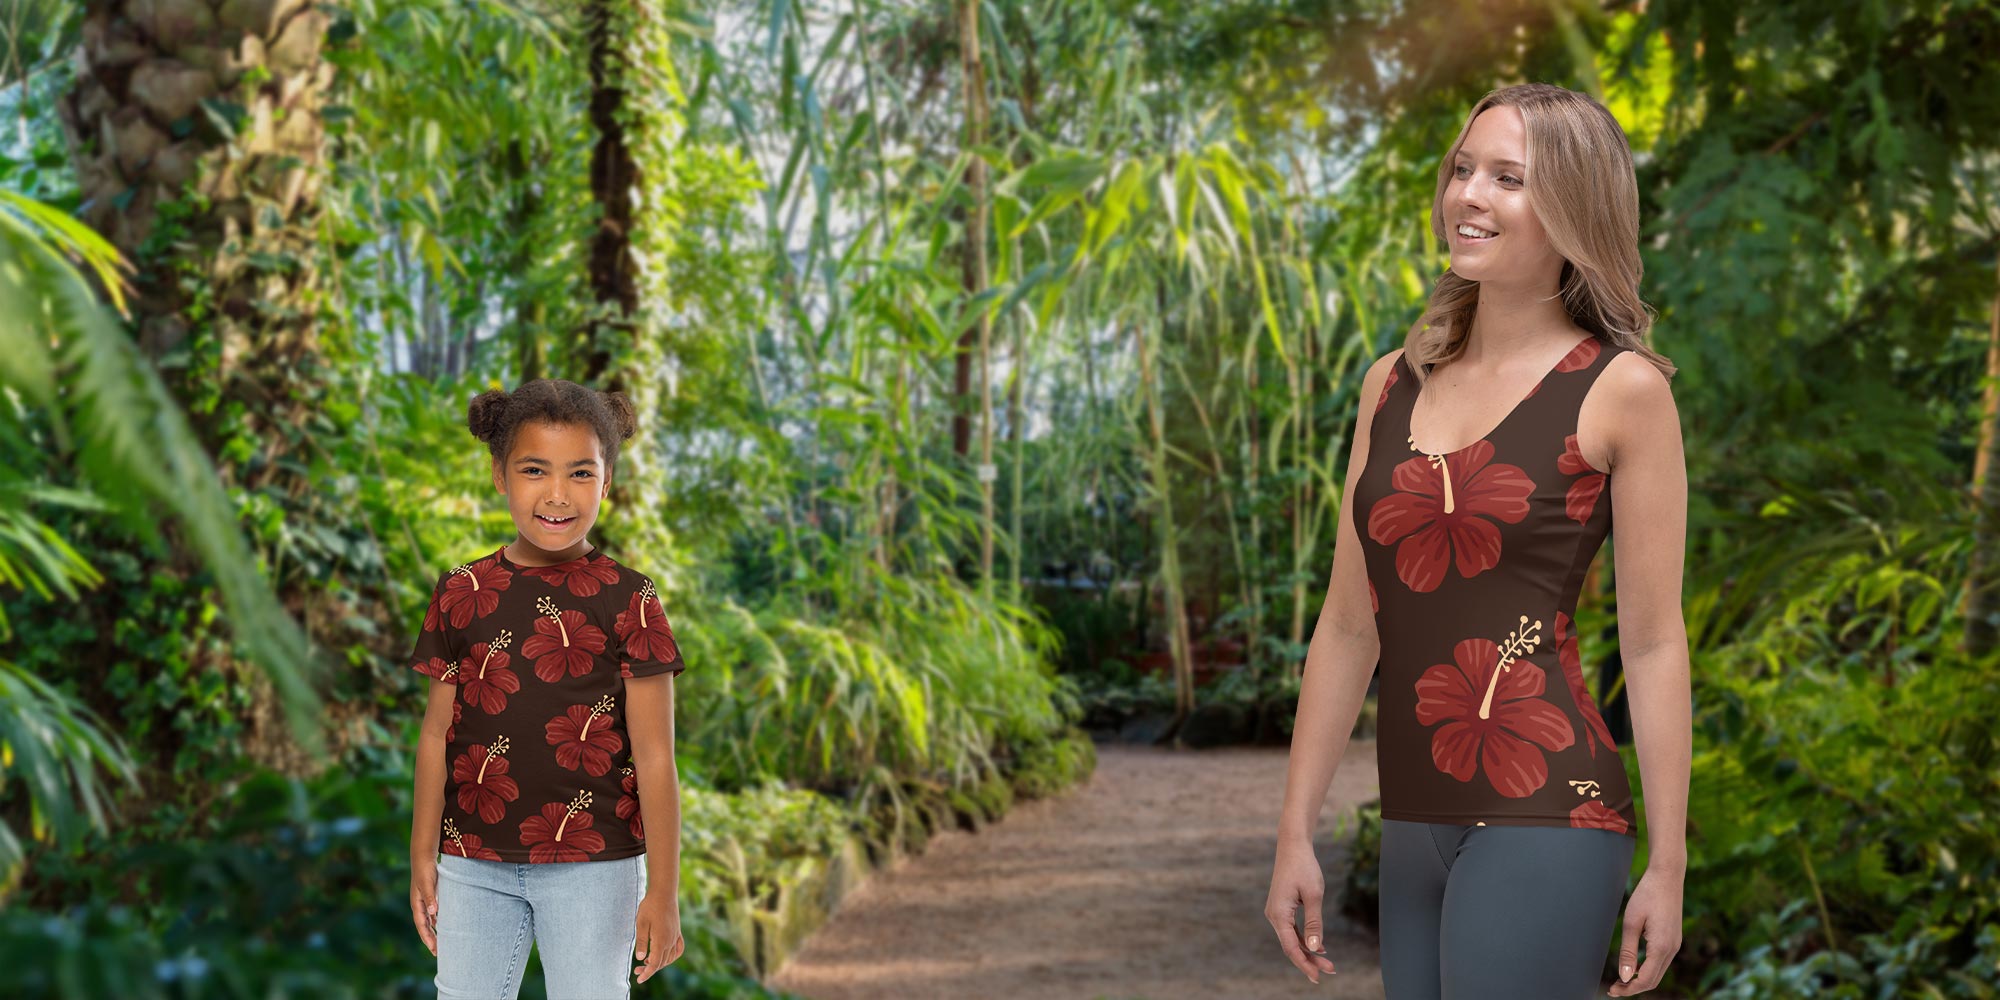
409, 544, 684, 863
1354, 338, 1640, 837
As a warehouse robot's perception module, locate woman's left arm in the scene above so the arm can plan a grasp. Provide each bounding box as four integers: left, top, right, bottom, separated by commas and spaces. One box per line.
1593, 352, 1692, 997
625, 672, 685, 983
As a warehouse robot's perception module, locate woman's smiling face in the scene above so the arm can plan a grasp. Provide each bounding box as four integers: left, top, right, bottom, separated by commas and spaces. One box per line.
493, 420, 609, 563
1444, 104, 1558, 283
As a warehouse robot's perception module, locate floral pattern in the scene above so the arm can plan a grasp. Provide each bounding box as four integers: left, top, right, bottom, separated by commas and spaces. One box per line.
1557, 433, 1608, 524
520, 794, 606, 863
1358, 340, 1637, 835
440, 557, 512, 627
408, 547, 682, 862
1413, 621, 1573, 798
523, 596, 609, 682
1569, 798, 1630, 834
1366, 439, 1535, 593
524, 553, 623, 597
1555, 611, 1619, 758
453, 739, 521, 824
546, 696, 624, 776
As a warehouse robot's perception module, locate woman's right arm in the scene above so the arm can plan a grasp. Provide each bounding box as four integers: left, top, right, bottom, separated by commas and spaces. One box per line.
410, 677, 456, 956
1264, 348, 1396, 983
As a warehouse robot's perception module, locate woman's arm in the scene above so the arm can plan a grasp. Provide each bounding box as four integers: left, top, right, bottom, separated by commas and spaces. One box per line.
1593, 352, 1692, 874
1592, 351, 1691, 996
624, 671, 684, 981
1266, 349, 1394, 984
1275, 349, 1393, 850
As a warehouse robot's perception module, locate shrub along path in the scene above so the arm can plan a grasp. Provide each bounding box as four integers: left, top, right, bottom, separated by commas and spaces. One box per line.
767, 741, 1387, 1000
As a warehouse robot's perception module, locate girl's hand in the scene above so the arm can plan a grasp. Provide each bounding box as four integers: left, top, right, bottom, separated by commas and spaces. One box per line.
633, 890, 684, 984
1606, 865, 1684, 996
410, 856, 440, 957
1265, 838, 1339, 984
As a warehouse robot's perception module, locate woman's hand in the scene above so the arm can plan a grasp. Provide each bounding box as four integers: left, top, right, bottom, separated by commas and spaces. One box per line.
633, 890, 685, 984
1606, 864, 1684, 996
410, 855, 440, 957
1265, 838, 1340, 984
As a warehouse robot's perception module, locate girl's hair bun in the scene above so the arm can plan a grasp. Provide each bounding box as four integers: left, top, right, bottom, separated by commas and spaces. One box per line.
467, 379, 639, 479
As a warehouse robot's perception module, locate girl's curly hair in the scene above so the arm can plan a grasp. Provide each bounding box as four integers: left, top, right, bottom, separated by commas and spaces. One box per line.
466, 379, 638, 480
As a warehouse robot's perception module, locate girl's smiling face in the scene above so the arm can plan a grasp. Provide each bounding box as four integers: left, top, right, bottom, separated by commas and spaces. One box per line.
493, 420, 609, 565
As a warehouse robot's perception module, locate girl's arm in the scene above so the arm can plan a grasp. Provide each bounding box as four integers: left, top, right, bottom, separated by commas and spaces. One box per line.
410, 677, 457, 956
625, 671, 684, 980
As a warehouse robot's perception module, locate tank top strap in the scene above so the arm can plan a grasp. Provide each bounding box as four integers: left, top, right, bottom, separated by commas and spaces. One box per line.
1518, 335, 1627, 430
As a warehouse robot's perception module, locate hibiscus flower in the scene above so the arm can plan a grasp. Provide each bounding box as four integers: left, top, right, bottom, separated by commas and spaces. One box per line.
1569, 798, 1630, 834
1367, 439, 1535, 593
441, 819, 504, 861
446, 698, 462, 744
616, 767, 644, 840
522, 596, 608, 682
1555, 612, 1619, 758
546, 696, 624, 776
439, 557, 512, 628
1376, 362, 1400, 413
1414, 633, 1574, 797
453, 739, 521, 824
1557, 433, 1608, 524
461, 634, 521, 715
614, 580, 679, 665
525, 554, 623, 597
520, 794, 606, 863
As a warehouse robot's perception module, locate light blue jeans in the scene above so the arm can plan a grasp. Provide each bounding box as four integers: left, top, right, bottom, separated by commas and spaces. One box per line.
433, 851, 648, 999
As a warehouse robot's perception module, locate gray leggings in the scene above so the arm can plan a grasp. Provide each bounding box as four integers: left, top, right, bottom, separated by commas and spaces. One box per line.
1378, 819, 1637, 1000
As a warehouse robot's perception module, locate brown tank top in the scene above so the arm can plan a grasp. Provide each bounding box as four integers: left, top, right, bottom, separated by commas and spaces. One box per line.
1353, 336, 1638, 836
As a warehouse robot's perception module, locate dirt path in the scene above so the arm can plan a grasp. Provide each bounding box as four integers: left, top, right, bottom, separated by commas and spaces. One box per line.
767, 740, 1386, 1000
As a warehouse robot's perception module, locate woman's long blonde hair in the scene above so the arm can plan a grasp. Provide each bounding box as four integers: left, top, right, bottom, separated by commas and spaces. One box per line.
1404, 82, 1675, 383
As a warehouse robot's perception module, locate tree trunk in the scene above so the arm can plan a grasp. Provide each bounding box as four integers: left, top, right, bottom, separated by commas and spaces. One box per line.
60, 0, 336, 497
582, 0, 638, 398
1962, 250, 2000, 656
60, 0, 341, 776
954, 0, 994, 584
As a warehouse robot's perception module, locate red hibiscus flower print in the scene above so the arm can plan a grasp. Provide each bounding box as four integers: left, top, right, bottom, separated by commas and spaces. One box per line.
520, 793, 606, 863
461, 631, 522, 715
1569, 798, 1630, 834
414, 656, 457, 683
616, 766, 644, 840
446, 697, 462, 743
1366, 439, 1535, 593
439, 557, 512, 627
1555, 612, 1619, 758
522, 596, 608, 682
525, 554, 622, 597
441, 818, 504, 860
1413, 626, 1574, 798
1376, 362, 1400, 413
546, 696, 624, 776
615, 579, 679, 664
1555, 336, 1602, 372
1557, 433, 1607, 524
452, 738, 521, 824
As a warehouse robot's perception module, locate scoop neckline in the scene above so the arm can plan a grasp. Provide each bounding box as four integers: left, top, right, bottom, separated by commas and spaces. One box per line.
1402, 334, 1596, 457
494, 543, 599, 570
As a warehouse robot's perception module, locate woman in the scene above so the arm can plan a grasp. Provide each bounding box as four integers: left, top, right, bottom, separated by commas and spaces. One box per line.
1264, 83, 1691, 999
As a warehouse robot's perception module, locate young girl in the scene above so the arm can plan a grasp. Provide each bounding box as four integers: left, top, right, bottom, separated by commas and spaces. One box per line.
405, 379, 689, 998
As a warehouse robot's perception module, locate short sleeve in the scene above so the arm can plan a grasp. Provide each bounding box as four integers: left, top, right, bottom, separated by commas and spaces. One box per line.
617, 573, 685, 679
409, 571, 462, 683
